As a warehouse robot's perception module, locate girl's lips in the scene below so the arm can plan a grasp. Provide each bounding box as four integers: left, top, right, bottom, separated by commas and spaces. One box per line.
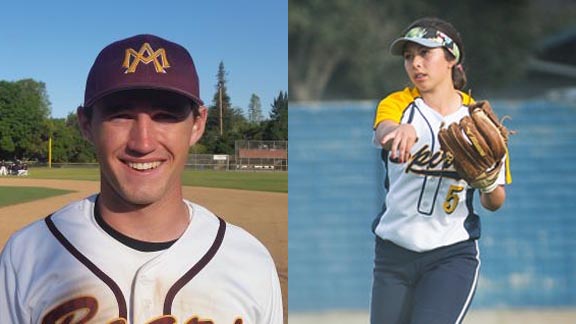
414, 73, 427, 81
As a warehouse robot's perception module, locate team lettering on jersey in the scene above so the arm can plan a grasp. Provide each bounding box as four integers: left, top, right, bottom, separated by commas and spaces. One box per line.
397, 145, 459, 180
41, 296, 244, 324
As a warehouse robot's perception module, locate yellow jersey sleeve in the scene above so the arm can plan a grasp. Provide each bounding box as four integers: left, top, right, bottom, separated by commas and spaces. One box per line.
373, 87, 420, 129
373, 88, 475, 129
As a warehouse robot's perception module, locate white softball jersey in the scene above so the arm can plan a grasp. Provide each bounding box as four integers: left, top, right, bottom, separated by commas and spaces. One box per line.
372, 87, 512, 252
0, 195, 283, 324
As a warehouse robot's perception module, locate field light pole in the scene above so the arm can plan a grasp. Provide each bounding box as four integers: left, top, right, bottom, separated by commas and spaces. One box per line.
48, 136, 52, 168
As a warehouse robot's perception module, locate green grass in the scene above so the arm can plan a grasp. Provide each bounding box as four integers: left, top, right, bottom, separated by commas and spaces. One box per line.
28, 167, 287, 193
0, 186, 74, 207
30, 167, 101, 181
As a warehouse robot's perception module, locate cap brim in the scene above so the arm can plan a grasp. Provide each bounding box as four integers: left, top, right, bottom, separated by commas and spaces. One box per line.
85, 85, 204, 108
390, 37, 443, 56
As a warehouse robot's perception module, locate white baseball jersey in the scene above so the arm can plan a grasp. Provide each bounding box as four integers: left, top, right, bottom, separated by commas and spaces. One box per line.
372, 87, 512, 252
0, 195, 283, 324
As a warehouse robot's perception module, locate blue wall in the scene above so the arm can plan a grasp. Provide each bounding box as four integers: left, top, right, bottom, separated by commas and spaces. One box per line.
288, 99, 576, 311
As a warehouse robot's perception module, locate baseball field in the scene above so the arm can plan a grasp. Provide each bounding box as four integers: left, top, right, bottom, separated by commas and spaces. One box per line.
0, 168, 288, 321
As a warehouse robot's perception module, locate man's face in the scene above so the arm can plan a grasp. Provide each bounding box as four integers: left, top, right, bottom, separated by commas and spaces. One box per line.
80, 90, 207, 208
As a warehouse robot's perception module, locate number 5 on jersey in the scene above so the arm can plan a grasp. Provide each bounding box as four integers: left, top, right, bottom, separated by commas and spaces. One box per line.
443, 185, 464, 214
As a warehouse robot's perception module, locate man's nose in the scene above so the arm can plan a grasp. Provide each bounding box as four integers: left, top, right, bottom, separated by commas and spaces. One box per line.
127, 114, 157, 154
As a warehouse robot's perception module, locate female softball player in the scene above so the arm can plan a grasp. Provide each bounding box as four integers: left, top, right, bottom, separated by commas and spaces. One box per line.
370, 17, 511, 324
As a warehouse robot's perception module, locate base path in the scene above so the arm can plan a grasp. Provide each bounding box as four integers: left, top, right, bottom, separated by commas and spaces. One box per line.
0, 178, 288, 321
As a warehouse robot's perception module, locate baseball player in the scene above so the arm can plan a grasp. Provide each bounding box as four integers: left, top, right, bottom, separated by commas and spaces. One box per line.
0, 161, 7, 176
0, 34, 282, 324
370, 18, 511, 324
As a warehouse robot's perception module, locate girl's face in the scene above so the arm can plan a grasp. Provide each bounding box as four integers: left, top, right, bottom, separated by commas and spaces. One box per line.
403, 43, 456, 93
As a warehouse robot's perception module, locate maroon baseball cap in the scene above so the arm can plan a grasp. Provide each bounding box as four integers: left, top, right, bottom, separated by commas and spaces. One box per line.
84, 34, 203, 107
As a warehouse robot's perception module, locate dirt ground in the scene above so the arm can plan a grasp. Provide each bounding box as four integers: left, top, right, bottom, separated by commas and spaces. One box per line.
0, 177, 287, 322
288, 309, 576, 324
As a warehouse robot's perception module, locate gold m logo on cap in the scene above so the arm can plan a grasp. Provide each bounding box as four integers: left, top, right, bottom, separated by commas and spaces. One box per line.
123, 43, 170, 74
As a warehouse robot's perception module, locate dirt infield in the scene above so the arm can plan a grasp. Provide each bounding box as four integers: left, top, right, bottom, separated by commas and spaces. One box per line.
0, 177, 287, 322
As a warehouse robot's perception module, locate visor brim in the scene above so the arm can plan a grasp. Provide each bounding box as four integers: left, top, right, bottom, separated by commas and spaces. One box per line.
390, 38, 443, 56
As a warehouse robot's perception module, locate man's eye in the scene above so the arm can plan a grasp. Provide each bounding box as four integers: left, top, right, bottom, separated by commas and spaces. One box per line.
153, 112, 187, 122
108, 113, 132, 120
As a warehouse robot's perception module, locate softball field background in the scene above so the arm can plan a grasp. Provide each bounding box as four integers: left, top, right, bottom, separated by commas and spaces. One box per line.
289, 309, 576, 323
0, 177, 288, 322
289, 100, 576, 323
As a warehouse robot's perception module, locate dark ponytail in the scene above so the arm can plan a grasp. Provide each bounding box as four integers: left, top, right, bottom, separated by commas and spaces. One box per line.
452, 63, 467, 90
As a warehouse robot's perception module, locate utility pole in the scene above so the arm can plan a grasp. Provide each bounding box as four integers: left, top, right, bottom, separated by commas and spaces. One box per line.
219, 81, 223, 137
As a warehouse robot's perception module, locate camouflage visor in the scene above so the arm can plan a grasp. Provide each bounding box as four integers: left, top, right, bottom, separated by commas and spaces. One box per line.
390, 26, 461, 63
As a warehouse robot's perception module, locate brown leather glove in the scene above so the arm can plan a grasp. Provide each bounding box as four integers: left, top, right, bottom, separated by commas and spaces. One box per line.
439, 100, 509, 193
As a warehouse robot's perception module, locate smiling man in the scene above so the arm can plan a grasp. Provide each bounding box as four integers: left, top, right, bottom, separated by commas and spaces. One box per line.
0, 34, 282, 324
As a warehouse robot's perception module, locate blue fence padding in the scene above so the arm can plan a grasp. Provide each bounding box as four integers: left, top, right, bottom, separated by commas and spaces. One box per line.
288, 99, 576, 311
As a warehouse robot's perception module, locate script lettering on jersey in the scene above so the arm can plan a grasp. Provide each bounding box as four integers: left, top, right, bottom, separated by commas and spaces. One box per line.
146, 316, 244, 324
404, 145, 458, 179
41, 296, 98, 324
41, 296, 243, 324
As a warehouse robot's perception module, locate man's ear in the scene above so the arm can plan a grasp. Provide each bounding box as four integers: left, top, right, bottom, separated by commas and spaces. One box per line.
189, 106, 208, 146
77, 106, 95, 144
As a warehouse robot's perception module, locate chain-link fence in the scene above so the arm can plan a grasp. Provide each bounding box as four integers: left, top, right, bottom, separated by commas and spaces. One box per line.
185, 154, 230, 170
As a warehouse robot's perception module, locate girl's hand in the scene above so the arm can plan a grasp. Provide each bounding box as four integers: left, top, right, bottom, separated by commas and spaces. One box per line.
377, 122, 418, 163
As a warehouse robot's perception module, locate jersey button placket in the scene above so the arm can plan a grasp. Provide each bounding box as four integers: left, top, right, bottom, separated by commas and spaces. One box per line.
134, 273, 154, 320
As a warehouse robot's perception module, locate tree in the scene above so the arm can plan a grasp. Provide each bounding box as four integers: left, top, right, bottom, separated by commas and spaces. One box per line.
289, 0, 391, 101
209, 61, 232, 136
44, 113, 97, 163
247, 94, 263, 124
199, 62, 249, 154
65, 113, 97, 163
264, 91, 288, 140
0, 79, 51, 160
289, 0, 541, 101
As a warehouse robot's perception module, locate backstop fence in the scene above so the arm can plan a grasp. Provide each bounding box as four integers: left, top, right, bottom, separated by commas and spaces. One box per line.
235, 140, 288, 171
184, 140, 287, 171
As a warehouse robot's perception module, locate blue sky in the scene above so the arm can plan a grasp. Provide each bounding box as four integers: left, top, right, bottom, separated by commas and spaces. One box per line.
0, 1, 287, 118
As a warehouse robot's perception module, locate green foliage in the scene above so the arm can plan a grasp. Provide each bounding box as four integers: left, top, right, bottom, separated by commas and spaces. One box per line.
199, 62, 288, 154
199, 61, 240, 154
49, 113, 97, 163
264, 91, 288, 140
0, 79, 96, 163
289, 0, 570, 101
248, 94, 263, 123
289, 0, 391, 100
0, 79, 51, 160
0, 62, 288, 160
202, 105, 249, 154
